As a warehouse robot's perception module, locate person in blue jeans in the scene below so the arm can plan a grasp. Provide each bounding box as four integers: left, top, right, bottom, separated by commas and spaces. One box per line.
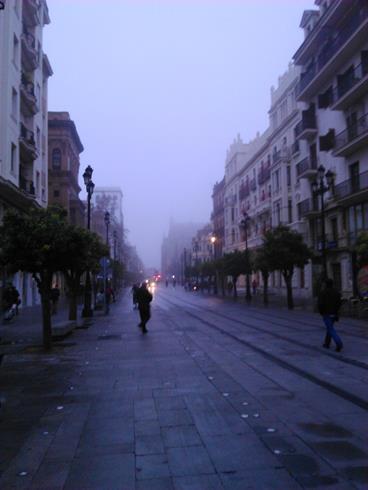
318, 278, 343, 352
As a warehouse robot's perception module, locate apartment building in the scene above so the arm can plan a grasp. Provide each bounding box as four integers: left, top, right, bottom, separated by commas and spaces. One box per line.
191, 223, 214, 267
294, 0, 368, 296
0, 0, 52, 306
48, 112, 85, 226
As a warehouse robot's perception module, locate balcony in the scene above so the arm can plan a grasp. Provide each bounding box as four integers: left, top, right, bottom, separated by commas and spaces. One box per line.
21, 30, 38, 71
19, 177, 36, 196
250, 178, 257, 192
20, 74, 38, 116
294, 111, 317, 141
296, 156, 318, 179
257, 166, 271, 186
239, 184, 250, 201
296, 4, 368, 100
22, 0, 40, 27
334, 170, 368, 206
20, 123, 38, 162
291, 140, 300, 157
334, 113, 368, 157
297, 197, 319, 219
332, 62, 368, 110
314, 233, 348, 252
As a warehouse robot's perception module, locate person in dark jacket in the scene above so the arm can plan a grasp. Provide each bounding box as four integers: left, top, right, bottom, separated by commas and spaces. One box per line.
318, 278, 343, 352
135, 282, 153, 334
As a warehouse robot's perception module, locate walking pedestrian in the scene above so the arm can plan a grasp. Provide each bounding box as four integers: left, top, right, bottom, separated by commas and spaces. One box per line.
252, 278, 258, 296
318, 278, 343, 352
50, 284, 60, 315
136, 281, 153, 334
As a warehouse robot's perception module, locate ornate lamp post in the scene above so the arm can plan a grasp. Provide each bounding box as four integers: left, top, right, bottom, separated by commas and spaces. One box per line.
311, 165, 334, 280
239, 211, 252, 302
82, 165, 95, 318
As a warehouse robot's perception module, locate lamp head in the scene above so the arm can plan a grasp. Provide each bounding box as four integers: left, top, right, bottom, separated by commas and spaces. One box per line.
325, 169, 334, 187
83, 165, 93, 185
317, 164, 325, 181
104, 211, 110, 225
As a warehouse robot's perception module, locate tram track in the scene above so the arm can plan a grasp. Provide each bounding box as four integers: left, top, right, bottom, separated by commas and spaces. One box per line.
159, 295, 368, 412
159, 294, 368, 372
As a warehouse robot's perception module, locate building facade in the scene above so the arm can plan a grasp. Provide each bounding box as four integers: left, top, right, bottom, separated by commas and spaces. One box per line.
91, 187, 124, 262
48, 111, 85, 226
190, 223, 214, 267
211, 178, 225, 259
161, 221, 204, 281
294, 0, 368, 296
0, 0, 52, 306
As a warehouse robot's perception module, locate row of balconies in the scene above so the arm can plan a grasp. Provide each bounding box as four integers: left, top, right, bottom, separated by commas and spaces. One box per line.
297, 4, 368, 98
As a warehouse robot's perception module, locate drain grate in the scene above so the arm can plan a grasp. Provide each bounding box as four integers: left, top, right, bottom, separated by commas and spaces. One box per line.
97, 334, 122, 341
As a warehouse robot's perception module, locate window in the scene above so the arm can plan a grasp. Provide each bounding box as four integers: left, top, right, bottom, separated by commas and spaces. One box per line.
280, 100, 287, 120
11, 143, 16, 172
276, 202, 281, 225
36, 171, 40, 196
36, 127, 40, 150
13, 35, 19, 66
52, 148, 61, 169
287, 166, 291, 187
11, 88, 17, 119
288, 199, 293, 223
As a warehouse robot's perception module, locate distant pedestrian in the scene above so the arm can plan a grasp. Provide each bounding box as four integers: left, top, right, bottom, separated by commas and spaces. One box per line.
318, 278, 343, 352
50, 284, 60, 315
165, 279, 169, 288
252, 279, 258, 296
136, 282, 153, 334
131, 284, 139, 309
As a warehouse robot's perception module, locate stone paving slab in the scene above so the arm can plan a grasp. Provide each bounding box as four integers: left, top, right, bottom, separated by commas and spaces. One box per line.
0, 288, 367, 489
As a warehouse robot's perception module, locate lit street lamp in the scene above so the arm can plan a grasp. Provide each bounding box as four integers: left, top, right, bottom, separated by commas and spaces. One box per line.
210, 235, 218, 294
311, 165, 334, 279
82, 165, 95, 318
239, 211, 252, 302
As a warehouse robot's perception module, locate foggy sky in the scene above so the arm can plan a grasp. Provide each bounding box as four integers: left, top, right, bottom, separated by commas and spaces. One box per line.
45, 0, 313, 268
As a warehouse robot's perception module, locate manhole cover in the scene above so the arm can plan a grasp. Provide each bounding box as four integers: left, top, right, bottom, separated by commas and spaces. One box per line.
97, 334, 122, 341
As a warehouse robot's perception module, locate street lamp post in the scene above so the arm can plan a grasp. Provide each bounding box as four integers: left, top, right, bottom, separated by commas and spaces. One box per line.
193, 239, 199, 285
104, 211, 110, 315
311, 165, 334, 280
113, 230, 117, 292
210, 235, 218, 294
239, 211, 252, 302
82, 165, 95, 318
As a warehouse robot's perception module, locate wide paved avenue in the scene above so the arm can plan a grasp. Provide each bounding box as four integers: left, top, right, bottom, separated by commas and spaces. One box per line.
0, 287, 367, 489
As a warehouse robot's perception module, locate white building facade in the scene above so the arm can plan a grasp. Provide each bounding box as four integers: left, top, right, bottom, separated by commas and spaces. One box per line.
294, 0, 368, 297
0, 0, 52, 306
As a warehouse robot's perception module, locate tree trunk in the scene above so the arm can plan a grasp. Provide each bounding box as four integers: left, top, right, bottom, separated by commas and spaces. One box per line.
232, 277, 237, 298
69, 289, 78, 321
40, 273, 53, 350
220, 274, 225, 296
284, 273, 294, 310
262, 271, 269, 306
